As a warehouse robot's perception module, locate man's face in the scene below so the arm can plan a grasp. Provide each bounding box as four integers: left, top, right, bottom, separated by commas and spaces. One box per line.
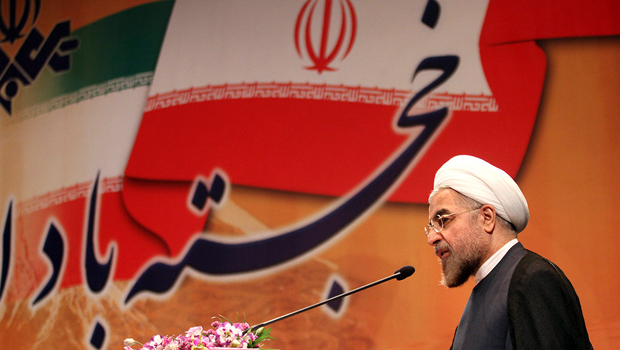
427, 189, 486, 288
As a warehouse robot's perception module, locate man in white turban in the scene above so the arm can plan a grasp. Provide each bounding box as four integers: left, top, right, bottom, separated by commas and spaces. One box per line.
426, 155, 591, 350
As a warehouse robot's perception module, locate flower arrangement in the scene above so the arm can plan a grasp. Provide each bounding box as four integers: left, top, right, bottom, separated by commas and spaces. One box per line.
124, 316, 274, 350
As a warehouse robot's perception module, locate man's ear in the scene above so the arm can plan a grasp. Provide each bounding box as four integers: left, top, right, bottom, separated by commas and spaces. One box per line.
480, 204, 496, 234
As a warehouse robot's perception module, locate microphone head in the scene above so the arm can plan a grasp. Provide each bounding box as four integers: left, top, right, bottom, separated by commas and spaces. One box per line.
395, 265, 415, 280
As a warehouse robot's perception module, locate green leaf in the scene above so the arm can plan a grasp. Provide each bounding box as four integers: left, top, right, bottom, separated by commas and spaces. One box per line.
218, 314, 233, 323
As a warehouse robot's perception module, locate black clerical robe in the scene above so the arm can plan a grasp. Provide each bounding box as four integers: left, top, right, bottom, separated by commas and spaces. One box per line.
451, 243, 592, 350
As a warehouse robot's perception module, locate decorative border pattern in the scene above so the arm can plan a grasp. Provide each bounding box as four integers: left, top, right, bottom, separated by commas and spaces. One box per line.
144, 82, 498, 112
419, 92, 499, 112
17, 176, 123, 216
12, 72, 154, 122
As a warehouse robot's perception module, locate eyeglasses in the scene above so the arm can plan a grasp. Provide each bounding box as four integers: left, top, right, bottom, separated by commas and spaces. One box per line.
424, 208, 480, 236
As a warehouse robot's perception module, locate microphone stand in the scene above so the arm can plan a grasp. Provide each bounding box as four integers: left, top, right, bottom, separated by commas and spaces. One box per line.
245, 266, 414, 334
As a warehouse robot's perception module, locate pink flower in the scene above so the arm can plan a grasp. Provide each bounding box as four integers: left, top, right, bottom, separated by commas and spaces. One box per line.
124, 316, 273, 349
143, 334, 165, 350
185, 326, 203, 337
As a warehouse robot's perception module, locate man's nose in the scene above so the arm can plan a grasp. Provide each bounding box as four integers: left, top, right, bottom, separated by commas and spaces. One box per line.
427, 229, 442, 246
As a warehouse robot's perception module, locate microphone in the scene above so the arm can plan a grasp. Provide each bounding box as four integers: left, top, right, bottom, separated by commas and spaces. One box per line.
245, 265, 415, 333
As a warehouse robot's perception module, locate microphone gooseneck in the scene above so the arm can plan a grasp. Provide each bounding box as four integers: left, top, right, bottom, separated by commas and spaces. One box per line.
245, 265, 415, 333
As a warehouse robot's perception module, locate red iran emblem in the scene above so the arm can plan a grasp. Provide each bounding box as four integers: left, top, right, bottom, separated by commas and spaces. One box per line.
294, 0, 357, 74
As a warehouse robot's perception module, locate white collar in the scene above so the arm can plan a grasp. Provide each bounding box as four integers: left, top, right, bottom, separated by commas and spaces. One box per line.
475, 238, 519, 284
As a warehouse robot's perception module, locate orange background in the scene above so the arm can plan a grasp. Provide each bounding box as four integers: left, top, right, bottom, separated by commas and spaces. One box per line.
0, 1, 618, 349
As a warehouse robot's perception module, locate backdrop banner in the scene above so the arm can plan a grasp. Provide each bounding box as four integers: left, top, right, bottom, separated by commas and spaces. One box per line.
0, 0, 619, 349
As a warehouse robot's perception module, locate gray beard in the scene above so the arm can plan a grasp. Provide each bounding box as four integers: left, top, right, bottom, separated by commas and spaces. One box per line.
439, 239, 484, 288
441, 250, 481, 287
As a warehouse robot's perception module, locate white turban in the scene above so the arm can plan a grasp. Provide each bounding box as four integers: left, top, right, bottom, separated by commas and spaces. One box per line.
433, 155, 529, 233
